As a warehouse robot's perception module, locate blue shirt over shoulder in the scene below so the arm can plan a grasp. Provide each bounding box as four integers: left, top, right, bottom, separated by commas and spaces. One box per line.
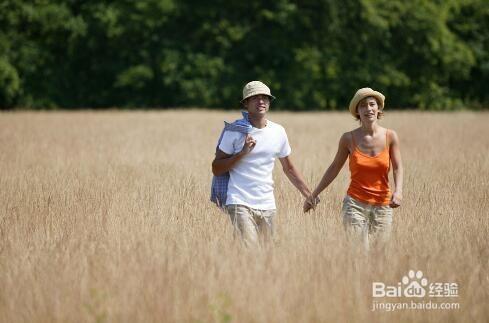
210, 111, 252, 207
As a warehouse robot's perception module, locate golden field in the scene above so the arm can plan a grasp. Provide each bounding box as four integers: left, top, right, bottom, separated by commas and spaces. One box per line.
0, 110, 488, 322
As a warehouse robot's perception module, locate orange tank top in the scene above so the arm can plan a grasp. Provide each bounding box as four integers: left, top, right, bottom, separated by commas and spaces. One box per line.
347, 130, 391, 206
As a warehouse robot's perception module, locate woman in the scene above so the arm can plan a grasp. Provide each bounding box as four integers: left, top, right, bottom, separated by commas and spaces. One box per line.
305, 88, 403, 250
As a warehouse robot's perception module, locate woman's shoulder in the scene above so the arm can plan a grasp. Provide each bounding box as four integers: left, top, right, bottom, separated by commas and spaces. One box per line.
340, 131, 352, 140
339, 130, 356, 147
343, 127, 362, 141
385, 128, 400, 145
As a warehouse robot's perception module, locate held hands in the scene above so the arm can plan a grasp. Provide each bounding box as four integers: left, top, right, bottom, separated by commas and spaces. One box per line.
240, 134, 257, 155
390, 191, 402, 208
303, 195, 321, 213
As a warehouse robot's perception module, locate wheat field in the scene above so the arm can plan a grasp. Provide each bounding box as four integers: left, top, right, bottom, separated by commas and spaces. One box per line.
0, 110, 488, 322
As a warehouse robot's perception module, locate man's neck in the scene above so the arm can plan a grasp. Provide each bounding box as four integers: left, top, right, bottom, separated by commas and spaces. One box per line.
249, 115, 267, 129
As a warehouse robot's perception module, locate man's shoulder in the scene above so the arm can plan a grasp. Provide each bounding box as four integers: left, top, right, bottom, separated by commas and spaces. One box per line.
221, 128, 244, 140
266, 120, 286, 132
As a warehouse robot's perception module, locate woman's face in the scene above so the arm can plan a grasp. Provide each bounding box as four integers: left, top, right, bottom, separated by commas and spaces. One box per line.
357, 97, 379, 122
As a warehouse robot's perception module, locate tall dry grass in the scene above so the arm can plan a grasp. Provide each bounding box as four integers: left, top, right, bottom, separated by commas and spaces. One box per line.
0, 110, 488, 322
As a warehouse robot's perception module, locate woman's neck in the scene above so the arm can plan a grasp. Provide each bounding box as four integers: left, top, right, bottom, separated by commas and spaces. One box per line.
360, 120, 379, 135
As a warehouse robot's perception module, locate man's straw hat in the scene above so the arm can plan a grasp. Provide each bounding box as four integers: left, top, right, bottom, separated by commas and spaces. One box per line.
348, 88, 385, 118
241, 81, 276, 102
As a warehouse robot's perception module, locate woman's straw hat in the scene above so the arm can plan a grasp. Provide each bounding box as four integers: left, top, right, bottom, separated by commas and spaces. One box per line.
348, 88, 385, 118
241, 81, 276, 102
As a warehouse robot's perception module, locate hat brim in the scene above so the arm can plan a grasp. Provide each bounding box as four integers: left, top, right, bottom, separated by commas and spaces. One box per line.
240, 93, 276, 103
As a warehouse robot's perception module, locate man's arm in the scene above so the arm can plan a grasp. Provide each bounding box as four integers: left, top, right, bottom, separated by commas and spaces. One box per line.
212, 149, 244, 176
279, 156, 312, 198
212, 134, 256, 176
389, 130, 403, 208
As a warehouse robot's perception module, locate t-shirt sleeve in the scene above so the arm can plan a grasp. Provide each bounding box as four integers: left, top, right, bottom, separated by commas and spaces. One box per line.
218, 130, 238, 155
278, 128, 292, 158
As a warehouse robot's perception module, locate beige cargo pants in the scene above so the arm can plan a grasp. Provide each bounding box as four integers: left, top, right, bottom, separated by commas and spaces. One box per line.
225, 204, 276, 247
342, 195, 393, 251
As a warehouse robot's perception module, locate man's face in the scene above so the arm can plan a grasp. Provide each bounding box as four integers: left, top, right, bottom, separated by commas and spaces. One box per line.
244, 94, 270, 116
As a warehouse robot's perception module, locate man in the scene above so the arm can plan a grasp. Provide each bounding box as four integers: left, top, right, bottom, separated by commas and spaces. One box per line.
212, 81, 316, 246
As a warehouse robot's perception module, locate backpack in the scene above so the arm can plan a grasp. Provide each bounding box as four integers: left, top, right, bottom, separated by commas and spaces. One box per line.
210, 111, 252, 207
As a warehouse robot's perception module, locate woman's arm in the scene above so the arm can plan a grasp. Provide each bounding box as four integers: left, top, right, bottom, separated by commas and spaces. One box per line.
389, 130, 403, 208
304, 133, 350, 212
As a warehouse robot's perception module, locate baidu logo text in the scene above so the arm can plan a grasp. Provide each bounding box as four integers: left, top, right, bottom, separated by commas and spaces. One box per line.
373, 270, 458, 298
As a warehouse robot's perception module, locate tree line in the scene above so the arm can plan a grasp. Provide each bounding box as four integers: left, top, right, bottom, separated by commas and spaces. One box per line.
0, 0, 487, 110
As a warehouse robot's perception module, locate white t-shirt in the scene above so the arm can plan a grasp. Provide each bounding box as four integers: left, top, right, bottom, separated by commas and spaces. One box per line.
218, 120, 291, 210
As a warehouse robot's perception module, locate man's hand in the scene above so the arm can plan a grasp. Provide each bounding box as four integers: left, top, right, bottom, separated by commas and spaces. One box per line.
390, 191, 402, 208
303, 195, 320, 213
240, 134, 256, 155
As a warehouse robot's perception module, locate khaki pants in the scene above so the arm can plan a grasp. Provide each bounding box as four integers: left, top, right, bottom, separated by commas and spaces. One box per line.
225, 204, 276, 247
342, 195, 393, 251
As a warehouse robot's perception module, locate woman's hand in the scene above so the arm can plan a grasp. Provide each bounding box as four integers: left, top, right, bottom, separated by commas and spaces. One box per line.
390, 191, 402, 208
303, 195, 320, 213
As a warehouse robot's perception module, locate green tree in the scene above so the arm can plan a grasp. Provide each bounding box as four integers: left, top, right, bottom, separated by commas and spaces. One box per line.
0, 0, 487, 109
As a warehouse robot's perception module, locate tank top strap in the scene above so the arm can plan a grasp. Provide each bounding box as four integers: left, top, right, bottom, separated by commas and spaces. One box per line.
350, 131, 356, 148
384, 128, 390, 150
